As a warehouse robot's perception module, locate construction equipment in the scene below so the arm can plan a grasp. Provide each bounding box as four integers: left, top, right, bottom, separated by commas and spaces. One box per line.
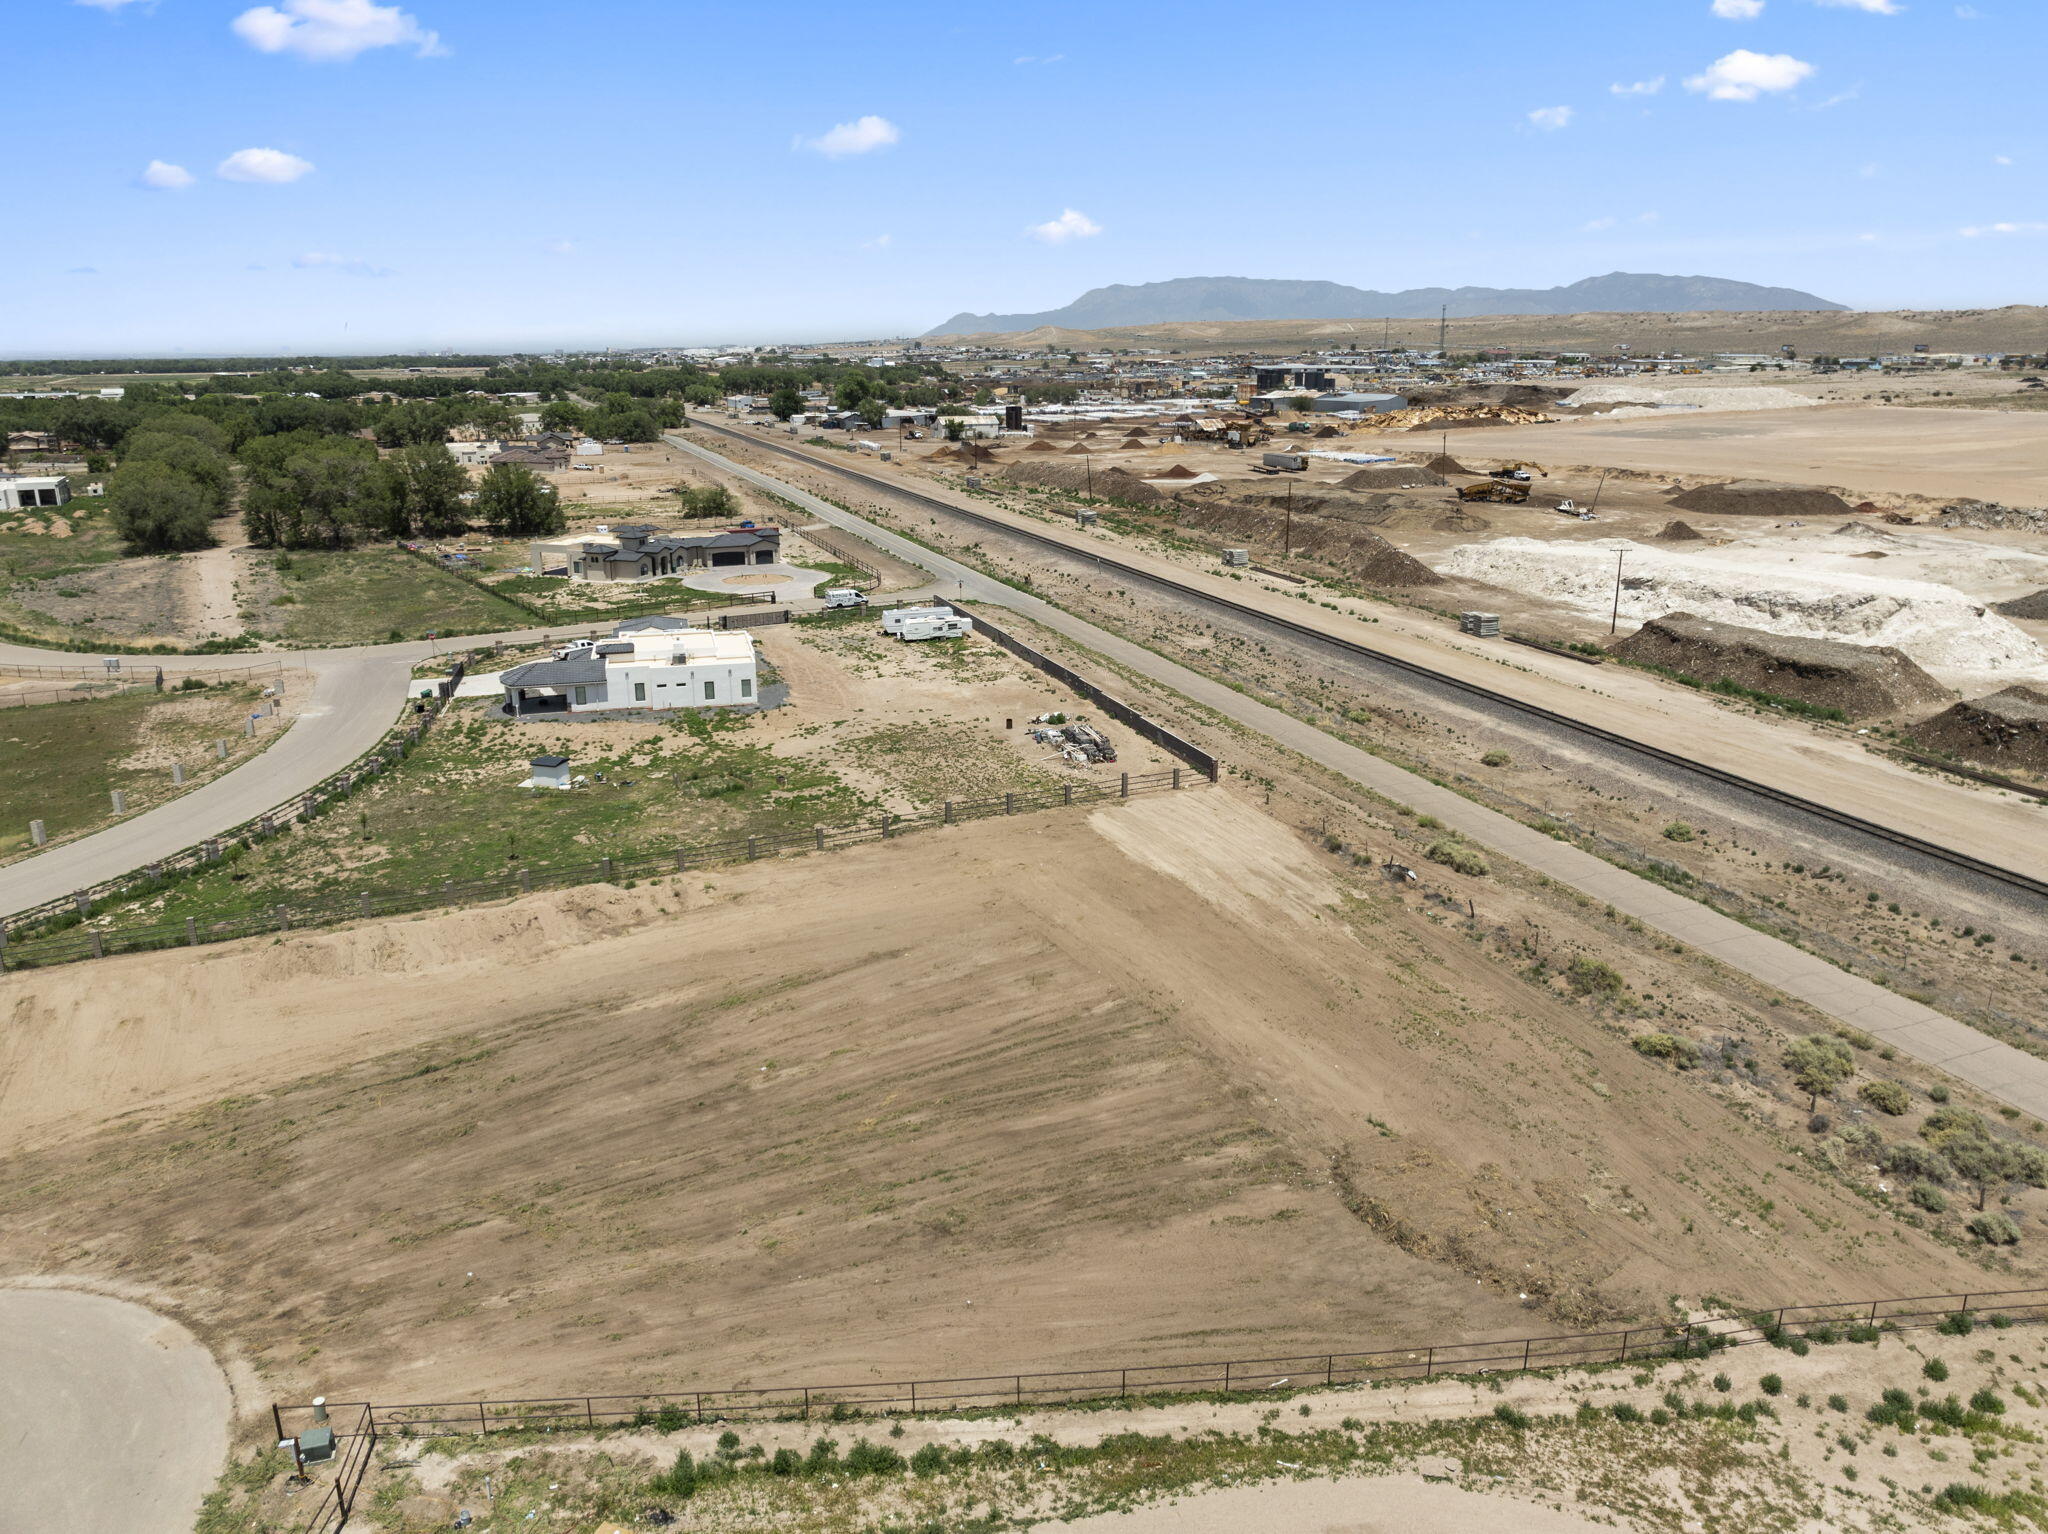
1458, 480, 1529, 505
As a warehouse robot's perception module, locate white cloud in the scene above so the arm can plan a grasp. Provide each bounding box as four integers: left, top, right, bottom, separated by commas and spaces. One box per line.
543, 240, 576, 256
75, 0, 149, 9
1528, 105, 1574, 130
1960, 222, 2048, 237
294, 251, 391, 276
1711, 0, 1765, 16
1027, 208, 1102, 244
798, 115, 900, 158
1685, 49, 1815, 100
141, 159, 194, 189
862, 234, 893, 249
1637, 210, 1661, 223
217, 147, 315, 183
1610, 76, 1665, 95
1858, 232, 1881, 241
231, 0, 444, 62
1994, 155, 2014, 166
1815, 0, 1902, 12
1956, 4, 1979, 14
1858, 161, 1881, 177
1583, 216, 1618, 231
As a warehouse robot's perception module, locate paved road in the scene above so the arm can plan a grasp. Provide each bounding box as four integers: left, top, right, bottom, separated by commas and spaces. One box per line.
672, 430, 2048, 1122
0, 1287, 232, 1534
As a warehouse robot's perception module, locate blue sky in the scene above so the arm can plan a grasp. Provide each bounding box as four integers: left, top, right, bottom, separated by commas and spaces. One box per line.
9, 0, 2042, 354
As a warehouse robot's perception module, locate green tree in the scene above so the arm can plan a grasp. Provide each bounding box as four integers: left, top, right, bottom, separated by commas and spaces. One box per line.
1783, 1034, 1855, 1110
1945, 1134, 2048, 1210
119, 431, 232, 511
131, 411, 231, 455
858, 396, 888, 429
832, 376, 871, 411
678, 484, 739, 520
768, 387, 804, 421
393, 442, 470, 539
475, 463, 562, 537
105, 459, 217, 552
540, 401, 590, 434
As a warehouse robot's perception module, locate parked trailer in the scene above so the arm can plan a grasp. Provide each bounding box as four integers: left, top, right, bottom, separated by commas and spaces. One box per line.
881, 605, 953, 635
1261, 452, 1308, 471
897, 614, 973, 642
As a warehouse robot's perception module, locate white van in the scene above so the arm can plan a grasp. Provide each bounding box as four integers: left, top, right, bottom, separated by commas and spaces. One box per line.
820, 588, 868, 609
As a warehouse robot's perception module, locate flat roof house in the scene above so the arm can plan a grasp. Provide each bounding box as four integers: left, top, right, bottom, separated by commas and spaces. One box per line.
500, 626, 759, 716
530, 523, 781, 581
0, 474, 71, 512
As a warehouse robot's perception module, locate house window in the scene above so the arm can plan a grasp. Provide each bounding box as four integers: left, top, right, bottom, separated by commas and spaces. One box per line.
634, 682, 646, 702
739, 678, 753, 699
573, 685, 587, 705
703, 680, 716, 701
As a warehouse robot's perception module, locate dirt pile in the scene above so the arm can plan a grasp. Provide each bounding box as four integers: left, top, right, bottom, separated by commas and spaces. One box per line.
1911, 686, 2048, 772
1338, 464, 1447, 490
1425, 453, 1473, 475
1000, 459, 1167, 505
1023, 440, 1061, 453
1164, 493, 1443, 586
1153, 464, 1201, 480
1998, 590, 2048, 620
1655, 520, 1707, 541
1353, 403, 1552, 434
1612, 612, 1954, 720
1667, 481, 1854, 519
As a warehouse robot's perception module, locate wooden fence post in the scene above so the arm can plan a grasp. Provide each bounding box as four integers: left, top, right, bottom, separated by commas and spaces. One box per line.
1120, 772, 1130, 798
185, 917, 198, 945
276, 906, 290, 932
1004, 793, 1015, 815
519, 869, 531, 893
1172, 768, 1182, 790
90, 931, 104, 959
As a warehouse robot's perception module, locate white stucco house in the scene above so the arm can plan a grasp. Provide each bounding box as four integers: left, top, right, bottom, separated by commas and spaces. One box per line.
499, 618, 760, 716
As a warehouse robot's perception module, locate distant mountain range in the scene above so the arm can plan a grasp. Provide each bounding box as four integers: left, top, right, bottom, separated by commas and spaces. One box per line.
925, 273, 1849, 337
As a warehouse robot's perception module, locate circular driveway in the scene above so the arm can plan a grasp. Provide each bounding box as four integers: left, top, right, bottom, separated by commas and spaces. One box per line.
0, 1288, 231, 1534
680, 561, 831, 596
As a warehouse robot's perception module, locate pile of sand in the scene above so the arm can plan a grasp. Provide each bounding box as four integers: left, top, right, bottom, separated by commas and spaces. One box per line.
1164, 494, 1443, 587
1425, 453, 1474, 476
1999, 590, 2048, 620
1023, 440, 1061, 453
1434, 537, 2048, 677
1339, 465, 1447, 490
1656, 521, 1707, 541
1000, 460, 1166, 505
1561, 385, 1818, 413
1911, 686, 2048, 773
1153, 464, 1201, 480
1668, 481, 1854, 519
1611, 612, 1954, 721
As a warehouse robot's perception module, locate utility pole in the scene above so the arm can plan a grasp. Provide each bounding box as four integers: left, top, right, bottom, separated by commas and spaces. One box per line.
1588, 470, 1610, 515
1609, 548, 1627, 635
1284, 480, 1294, 556
1084, 453, 1093, 499
1439, 303, 1448, 360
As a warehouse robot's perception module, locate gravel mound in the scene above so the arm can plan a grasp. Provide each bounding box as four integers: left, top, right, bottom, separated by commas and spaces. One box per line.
1339, 464, 1447, 490
1612, 612, 1953, 721
1936, 500, 2048, 533
1425, 453, 1474, 475
1668, 481, 1854, 519
1911, 687, 2048, 773
1000, 460, 1166, 505
1655, 520, 1707, 541
2000, 590, 2048, 620
1434, 537, 2048, 677
1166, 495, 1442, 587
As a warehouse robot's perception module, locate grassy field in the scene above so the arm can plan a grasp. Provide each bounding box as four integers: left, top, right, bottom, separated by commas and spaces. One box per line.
0, 681, 272, 856
84, 704, 877, 926
262, 549, 535, 644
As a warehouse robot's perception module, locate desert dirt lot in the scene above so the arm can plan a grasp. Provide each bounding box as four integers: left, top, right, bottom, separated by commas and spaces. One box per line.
1436, 403, 2048, 506
3, 785, 2037, 1415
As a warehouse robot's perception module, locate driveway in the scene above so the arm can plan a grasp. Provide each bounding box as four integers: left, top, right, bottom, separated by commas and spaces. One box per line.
0, 1287, 231, 1534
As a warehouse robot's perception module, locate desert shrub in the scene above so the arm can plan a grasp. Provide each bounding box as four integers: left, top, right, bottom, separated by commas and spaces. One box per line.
910, 1444, 948, 1477
1425, 837, 1489, 877
978, 1438, 1015, 1465
1712, 1373, 1732, 1393
651, 1449, 698, 1497
654, 1403, 687, 1432
845, 1440, 907, 1477
1910, 1182, 1949, 1213
1566, 956, 1625, 997
1610, 1402, 1643, 1423
1858, 1079, 1911, 1115
1936, 1312, 1976, 1336
1837, 1123, 1884, 1157
769, 1447, 801, 1476
1923, 1106, 1989, 1146
1492, 1404, 1532, 1430
1632, 1032, 1698, 1067
1969, 1212, 2022, 1246
1924, 1357, 1950, 1382
1760, 1374, 1784, 1396
1920, 1396, 1971, 1429
1481, 749, 1511, 767
1866, 1388, 1917, 1429
1883, 1142, 1952, 1183
716, 1429, 741, 1455
1662, 822, 1696, 842
1831, 1024, 1877, 1051
1649, 1407, 1672, 1426
1827, 1394, 1849, 1412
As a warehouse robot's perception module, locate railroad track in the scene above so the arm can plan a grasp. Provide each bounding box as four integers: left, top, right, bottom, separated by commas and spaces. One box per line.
691, 419, 2048, 907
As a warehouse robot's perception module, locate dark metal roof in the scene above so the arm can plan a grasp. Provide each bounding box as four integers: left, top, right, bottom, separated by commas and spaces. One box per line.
529, 755, 569, 768
501, 657, 606, 686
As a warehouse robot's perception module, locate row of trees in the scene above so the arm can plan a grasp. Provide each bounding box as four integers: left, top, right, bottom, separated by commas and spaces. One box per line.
242, 439, 561, 548
104, 414, 236, 552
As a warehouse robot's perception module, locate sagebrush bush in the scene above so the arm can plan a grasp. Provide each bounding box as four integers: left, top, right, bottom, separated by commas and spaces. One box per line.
1858, 1079, 1911, 1115
1425, 837, 1489, 877
1969, 1212, 2021, 1246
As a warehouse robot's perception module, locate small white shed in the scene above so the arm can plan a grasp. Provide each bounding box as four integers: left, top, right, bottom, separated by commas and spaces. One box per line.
527, 754, 571, 790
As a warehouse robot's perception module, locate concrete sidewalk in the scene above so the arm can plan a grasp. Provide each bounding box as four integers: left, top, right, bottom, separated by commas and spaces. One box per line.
673, 430, 2048, 1122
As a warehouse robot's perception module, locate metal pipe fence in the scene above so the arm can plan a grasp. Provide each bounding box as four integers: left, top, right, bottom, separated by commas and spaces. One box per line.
0, 768, 1198, 971
272, 1283, 2048, 1532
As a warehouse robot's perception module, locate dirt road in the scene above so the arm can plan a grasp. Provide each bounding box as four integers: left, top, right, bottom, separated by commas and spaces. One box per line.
0, 1287, 230, 1534
1052, 1475, 1617, 1533
1436, 403, 2048, 505
176, 542, 244, 641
